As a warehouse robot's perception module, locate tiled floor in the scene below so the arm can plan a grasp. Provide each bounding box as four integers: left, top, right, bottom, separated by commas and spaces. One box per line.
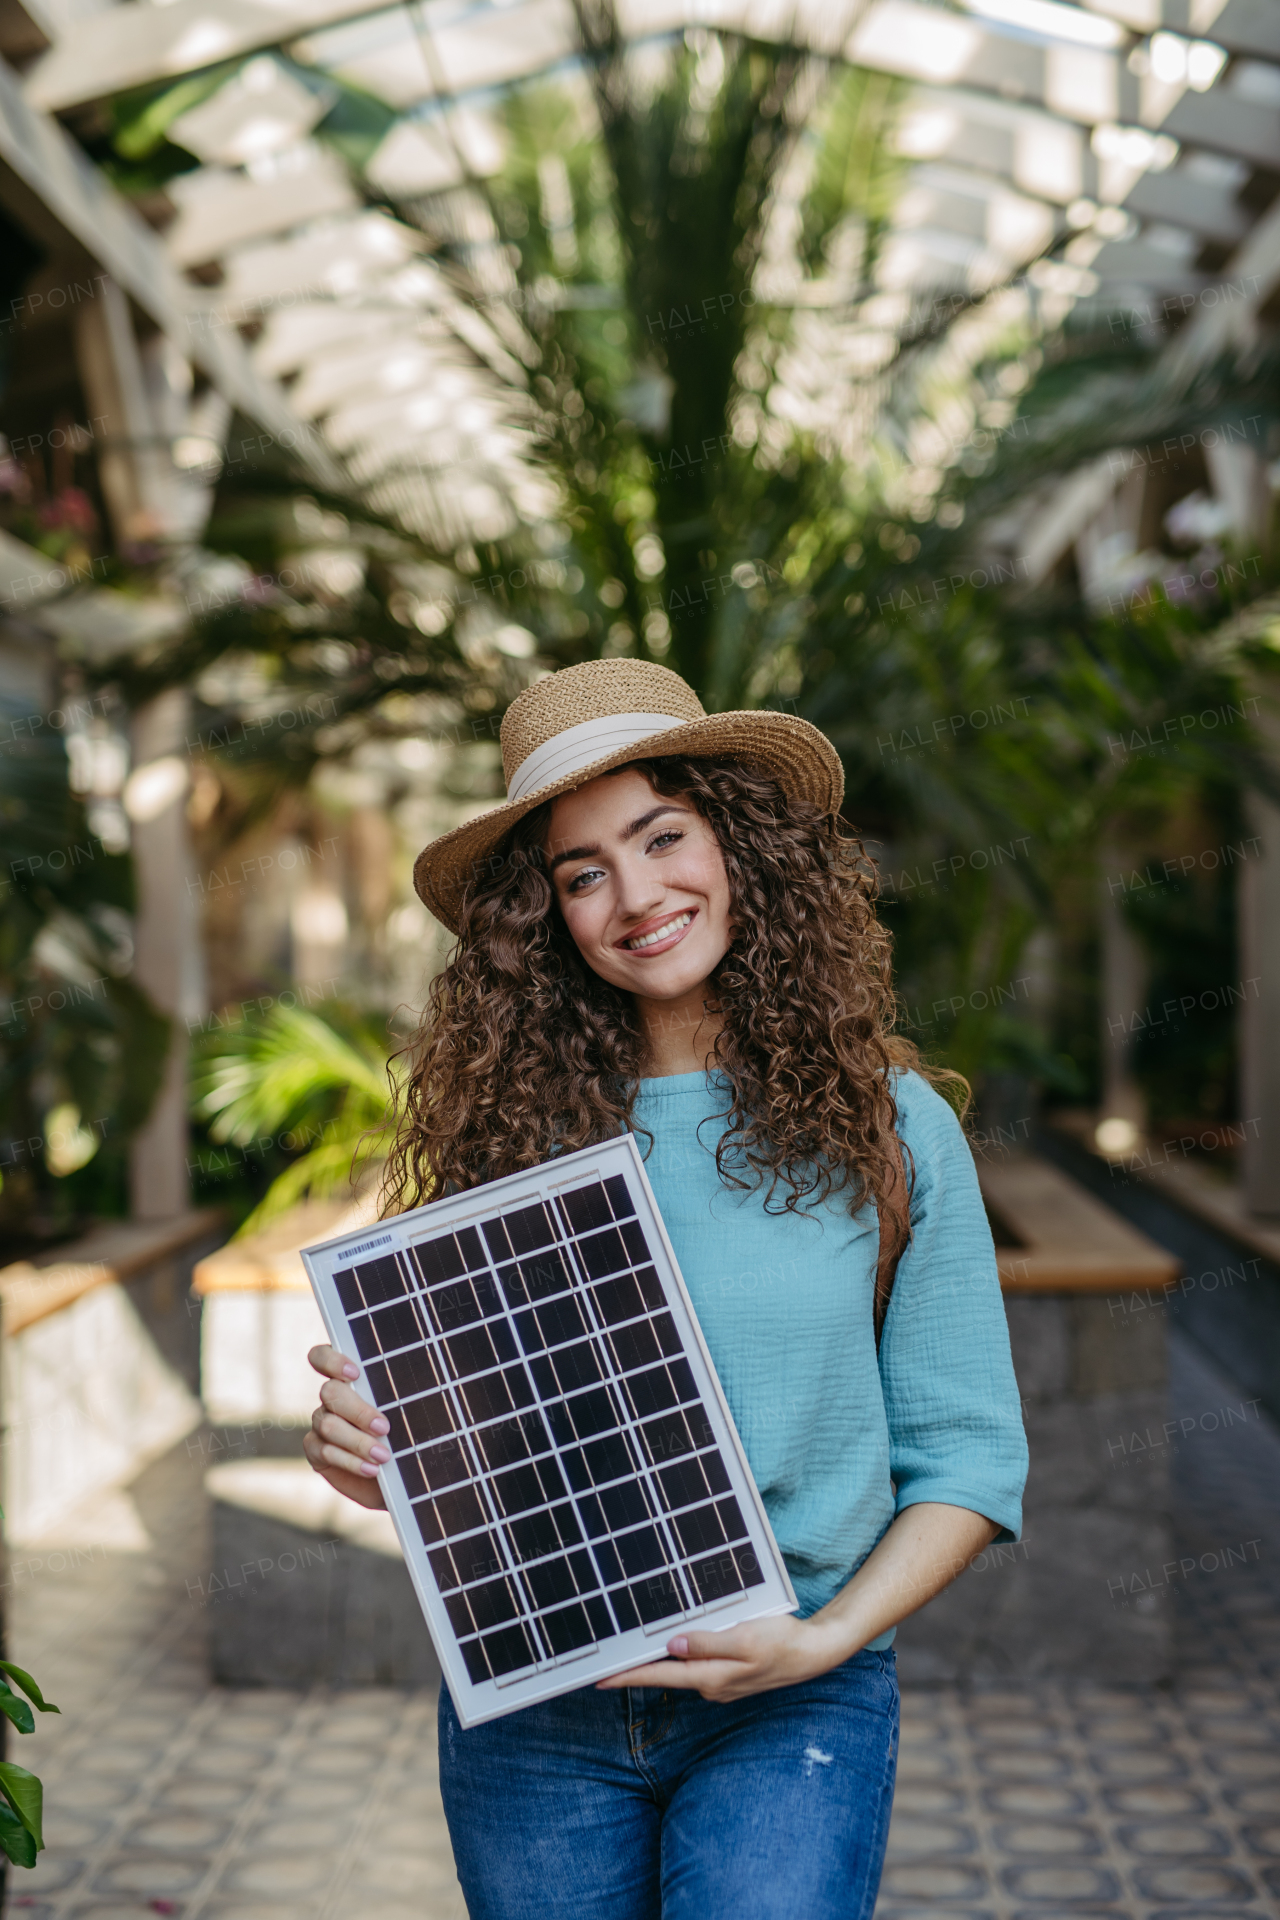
6, 1325, 1279, 1920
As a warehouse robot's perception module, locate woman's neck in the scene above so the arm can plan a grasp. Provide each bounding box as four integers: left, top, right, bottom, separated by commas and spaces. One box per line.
634, 983, 723, 1078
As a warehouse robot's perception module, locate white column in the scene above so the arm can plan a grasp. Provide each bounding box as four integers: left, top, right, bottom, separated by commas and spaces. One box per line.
1240, 783, 1280, 1216
125, 691, 204, 1219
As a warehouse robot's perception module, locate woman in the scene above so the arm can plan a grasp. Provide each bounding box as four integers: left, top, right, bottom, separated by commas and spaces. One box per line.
304, 659, 1027, 1920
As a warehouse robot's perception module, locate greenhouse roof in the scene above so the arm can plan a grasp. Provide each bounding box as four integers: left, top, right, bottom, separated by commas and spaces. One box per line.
3, 0, 1279, 548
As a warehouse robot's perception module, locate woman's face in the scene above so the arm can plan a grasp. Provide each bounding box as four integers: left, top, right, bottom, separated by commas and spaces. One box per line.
544, 766, 733, 1004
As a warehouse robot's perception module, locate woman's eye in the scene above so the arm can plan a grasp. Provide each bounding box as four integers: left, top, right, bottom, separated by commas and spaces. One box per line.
648, 830, 683, 853
566, 866, 605, 894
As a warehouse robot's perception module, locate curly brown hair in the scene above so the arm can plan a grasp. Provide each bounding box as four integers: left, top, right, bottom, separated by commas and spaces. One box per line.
384, 756, 959, 1260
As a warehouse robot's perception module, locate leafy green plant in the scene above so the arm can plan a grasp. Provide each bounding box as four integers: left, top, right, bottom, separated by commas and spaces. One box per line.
0, 1658, 59, 1869
191, 1004, 397, 1233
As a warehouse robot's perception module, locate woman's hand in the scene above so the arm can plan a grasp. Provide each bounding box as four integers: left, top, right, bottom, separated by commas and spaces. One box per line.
598, 1502, 1000, 1703
597, 1613, 842, 1702
302, 1344, 390, 1511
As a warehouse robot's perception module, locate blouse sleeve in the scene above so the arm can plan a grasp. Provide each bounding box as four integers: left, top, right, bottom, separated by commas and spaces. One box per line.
877, 1073, 1028, 1541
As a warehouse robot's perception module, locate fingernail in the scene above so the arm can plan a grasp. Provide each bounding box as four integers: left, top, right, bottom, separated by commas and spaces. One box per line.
360, 1460, 381, 1476
369, 1444, 391, 1463
342, 1363, 359, 1380
669, 1636, 689, 1657
370, 1416, 389, 1434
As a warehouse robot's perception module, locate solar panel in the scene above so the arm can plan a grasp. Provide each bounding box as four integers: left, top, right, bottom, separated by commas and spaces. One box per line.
301, 1133, 796, 1725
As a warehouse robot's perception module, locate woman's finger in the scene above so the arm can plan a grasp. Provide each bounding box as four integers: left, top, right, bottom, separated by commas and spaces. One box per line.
308, 1343, 360, 1383
318, 1377, 389, 1434
311, 1407, 389, 1474
597, 1658, 742, 1692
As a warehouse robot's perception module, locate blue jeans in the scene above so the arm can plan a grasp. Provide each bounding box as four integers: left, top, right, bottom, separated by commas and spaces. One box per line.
438, 1648, 899, 1919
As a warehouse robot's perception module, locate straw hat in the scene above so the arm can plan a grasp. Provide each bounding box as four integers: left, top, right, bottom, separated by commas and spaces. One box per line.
413, 659, 844, 932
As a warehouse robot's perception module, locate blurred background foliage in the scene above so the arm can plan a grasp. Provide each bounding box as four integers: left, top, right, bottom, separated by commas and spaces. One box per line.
3, 2, 1280, 1238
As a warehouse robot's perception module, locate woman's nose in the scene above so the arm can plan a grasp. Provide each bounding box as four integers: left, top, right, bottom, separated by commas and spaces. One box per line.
616, 857, 665, 920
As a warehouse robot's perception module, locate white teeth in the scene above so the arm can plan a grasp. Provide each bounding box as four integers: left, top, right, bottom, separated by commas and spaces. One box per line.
624, 912, 692, 951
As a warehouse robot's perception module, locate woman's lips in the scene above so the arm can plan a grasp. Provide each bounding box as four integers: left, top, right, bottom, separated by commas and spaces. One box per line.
615, 908, 697, 956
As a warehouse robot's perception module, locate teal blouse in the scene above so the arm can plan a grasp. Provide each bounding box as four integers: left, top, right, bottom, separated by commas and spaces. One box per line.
630, 1067, 1028, 1639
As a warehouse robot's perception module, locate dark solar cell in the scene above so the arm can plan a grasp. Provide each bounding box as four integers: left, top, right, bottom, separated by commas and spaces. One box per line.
504, 1202, 556, 1255
544, 1400, 576, 1450
459, 1370, 515, 1426
617, 1526, 668, 1579
397, 1452, 429, 1498
445, 1591, 475, 1637
602, 1174, 634, 1221
703, 1452, 732, 1496
492, 1463, 547, 1518
576, 1226, 628, 1281
638, 1410, 694, 1465
716, 1495, 748, 1542
591, 1273, 647, 1326
634, 1266, 665, 1311
575, 1493, 609, 1540
360, 1360, 393, 1407
456, 1225, 485, 1272
433, 1483, 487, 1536
632, 1569, 686, 1624
505, 1507, 563, 1563
558, 1446, 591, 1495
504, 1364, 538, 1410
410, 1235, 467, 1288
551, 1339, 604, 1395
535, 1455, 567, 1503
513, 1309, 542, 1354
688, 1549, 745, 1605
334, 1268, 363, 1314
623, 1364, 681, 1419
565, 1385, 619, 1439
566, 1548, 598, 1594
534, 1294, 588, 1348
541, 1602, 596, 1657
672, 1502, 728, 1558
528, 1355, 557, 1400
591, 1538, 623, 1587
427, 1278, 482, 1333
419, 1436, 473, 1492
467, 1576, 521, 1632
350, 1315, 380, 1361
581, 1431, 634, 1485
400, 1392, 455, 1446
386, 1348, 441, 1401
608, 1585, 639, 1632
357, 1254, 406, 1305
735, 1544, 766, 1588
427, 1542, 460, 1592
608, 1318, 663, 1373
656, 1456, 711, 1512
413, 1497, 443, 1544
370, 1298, 423, 1354
559, 1181, 612, 1236
481, 1621, 537, 1677
524, 1556, 577, 1609
474, 1412, 539, 1472
460, 1638, 491, 1684
482, 1216, 512, 1264
453, 1533, 506, 1587
583, 1593, 614, 1641
601, 1481, 653, 1532
471, 1269, 503, 1318
619, 1219, 651, 1267
443, 1325, 501, 1379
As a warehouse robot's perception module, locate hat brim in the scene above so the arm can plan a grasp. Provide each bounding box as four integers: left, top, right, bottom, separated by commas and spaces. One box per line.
413, 709, 845, 934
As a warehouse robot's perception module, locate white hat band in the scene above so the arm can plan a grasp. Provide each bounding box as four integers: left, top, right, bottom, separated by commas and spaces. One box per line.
506, 712, 688, 803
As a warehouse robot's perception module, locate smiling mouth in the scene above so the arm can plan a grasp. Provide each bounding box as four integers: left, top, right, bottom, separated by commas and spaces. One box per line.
619, 910, 695, 952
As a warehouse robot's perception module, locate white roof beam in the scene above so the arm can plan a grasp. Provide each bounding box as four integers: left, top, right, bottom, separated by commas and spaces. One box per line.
0, 52, 342, 486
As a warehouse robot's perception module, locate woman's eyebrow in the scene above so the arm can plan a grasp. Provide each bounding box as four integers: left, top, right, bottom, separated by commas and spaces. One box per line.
547, 804, 688, 874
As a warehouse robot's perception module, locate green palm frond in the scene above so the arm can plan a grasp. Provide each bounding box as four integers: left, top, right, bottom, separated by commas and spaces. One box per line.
192, 1005, 399, 1234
